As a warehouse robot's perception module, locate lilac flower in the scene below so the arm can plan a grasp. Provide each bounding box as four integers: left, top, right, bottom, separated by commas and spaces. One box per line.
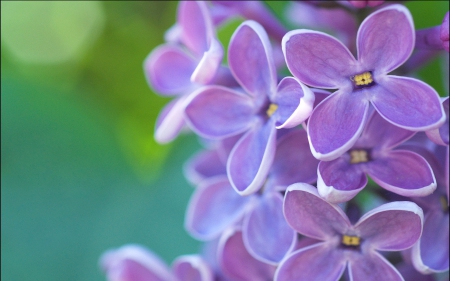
426, 97, 449, 146
276, 183, 424, 281
283, 4, 445, 161
144, 1, 229, 143
185, 20, 315, 195
415, 12, 449, 52
100, 244, 214, 281
216, 227, 276, 281
345, 0, 385, 8
185, 129, 319, 264
397, 262, 436, 281
317, 111, 436, 203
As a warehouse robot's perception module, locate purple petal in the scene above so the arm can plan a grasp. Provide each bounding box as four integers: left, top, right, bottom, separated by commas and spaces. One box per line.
227, 119, 277, 195
397, 262, 436, 281
371, 76, 445, 131
282, 30, 357, 89
183, 149, 226, 186
243, 192, 296, 265
144, 45, 197, 95
269, 129, 319, 188
356, 111, 415, 150
218, 228, 276, 281
184, 86, 255, 139
441, 12, 449, 51
317, 158, 367, 204
284, 183, 351, 240
178, 1, 214, 57
412, 210, 449, 273
191, 38, 223, 85
100, 244, 175, 281
308, 89, 370, 161
228, 20, 277, 99
274, 77, 315, 129
172, 255, 214, 281
366, 150, 436, 197
185, 176, 252, 240
155, 97, 187, 144
275, 243, 346, 281
426, 97, 449, 146
357, 5, 414, 73
354, 201, 424, 251
348, 251, 403, 281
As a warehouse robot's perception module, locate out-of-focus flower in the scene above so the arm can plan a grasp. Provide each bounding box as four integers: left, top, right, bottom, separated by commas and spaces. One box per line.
345, 0, 385, 8
415, 12, 449, 52
276, 183, 424, 281
317, 111, 436, 203
185, 20, 315, 195
426, 97, 449, 146
283, 4, 445, 161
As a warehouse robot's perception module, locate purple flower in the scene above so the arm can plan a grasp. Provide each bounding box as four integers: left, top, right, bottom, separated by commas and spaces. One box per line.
426, 97, 449, 146
317, 111, 436, 203
144, 1, 228, 143
276, 183, 424, 281
185, 20, 315, 195
185, 129, 319, 264
415, 12, 450, 52
283, 4, 445, 161
100, 244, 214, 281
346, 0, 385, 8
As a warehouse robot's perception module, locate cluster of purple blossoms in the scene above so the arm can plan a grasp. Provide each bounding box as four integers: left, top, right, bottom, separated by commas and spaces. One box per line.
101, 1, 449, 281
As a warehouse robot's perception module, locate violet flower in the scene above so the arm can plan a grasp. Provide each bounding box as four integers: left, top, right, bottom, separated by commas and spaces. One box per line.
185, 129, 319, 264
426, 97, 449, 146
185, 20, 315, 195
276, 183, 424, 281
317, 111, 436, 203
283, 4, 445, 161
100, 244, 214, 281
415, 12, 449, 52
144, 1, 227, 143
345, 1, 385, 8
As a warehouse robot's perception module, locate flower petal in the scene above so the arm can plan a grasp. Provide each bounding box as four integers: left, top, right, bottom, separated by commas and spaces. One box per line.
172, 255, 214, 281
269, 129, 319, 188
284, 183, 351, 240
243, 192, 296, 265
282, 30, 357, 89
228, 20, 277, 99
426, 97, 449, 146
412, 210, 449, 273
154, 97, 187, 144
308, 89, 370, 161
144, 45, 197, 95
191, 37, 223, 85
100, 244, 175, 281
218, 228, 276, 281
227, 119, 277, 195
178, 1, 214, 57
366, 150, 436, 197
184, 86, 255, 139
371, 76, 445, 131
357, 4, 414, 73
183, 149, 226, 186
274, 77, 315, 129
397, 262, 436, 281
185, 176, 252, 240
274, 243, 346, 281
317, 158, 367, 204
354, 201, 423, 251
348, 251, 403, 281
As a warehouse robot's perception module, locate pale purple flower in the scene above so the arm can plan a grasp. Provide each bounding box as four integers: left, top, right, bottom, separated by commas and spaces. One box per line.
185, 129, 319, 264
317, 111, 436, 203
345, 0, 385, 8
276, 183, 424, 281
100, 244, 214, 281
185, 20, 315, 195
144, 1, 228, 143
283, 4, 446, 161
426, 97, 449, 146
415, 12, 449, 52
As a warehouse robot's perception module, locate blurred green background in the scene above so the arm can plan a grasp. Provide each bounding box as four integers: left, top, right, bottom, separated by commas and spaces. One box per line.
1, 2, 448, 281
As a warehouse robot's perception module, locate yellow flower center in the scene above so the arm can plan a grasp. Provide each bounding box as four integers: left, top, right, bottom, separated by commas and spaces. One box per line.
266, 103, 278, 117
342, 235, 360, 246
349, 149, 369, 164
351, 72, 373, 86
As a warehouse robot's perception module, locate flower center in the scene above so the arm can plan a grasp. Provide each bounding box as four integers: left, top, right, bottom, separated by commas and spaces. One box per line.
342, 235, 360, 246
349, 149, 370, 164
350, 71, 375, 89
266, 103, 278, 117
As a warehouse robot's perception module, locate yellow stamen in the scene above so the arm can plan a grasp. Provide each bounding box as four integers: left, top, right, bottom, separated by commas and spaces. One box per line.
350, 150, 369, 164
351, 72, 373, 86
266, 103, 278, 117
342, 235, 360, 246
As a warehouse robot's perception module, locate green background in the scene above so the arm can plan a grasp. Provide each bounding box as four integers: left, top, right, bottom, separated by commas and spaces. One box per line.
1, 2, 448, 281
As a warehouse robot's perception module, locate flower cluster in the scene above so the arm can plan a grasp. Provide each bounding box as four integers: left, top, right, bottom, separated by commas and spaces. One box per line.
101, 1, 449, 281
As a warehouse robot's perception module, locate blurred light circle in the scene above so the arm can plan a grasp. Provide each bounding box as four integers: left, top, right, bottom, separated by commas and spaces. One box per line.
1, 1, 105, 64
